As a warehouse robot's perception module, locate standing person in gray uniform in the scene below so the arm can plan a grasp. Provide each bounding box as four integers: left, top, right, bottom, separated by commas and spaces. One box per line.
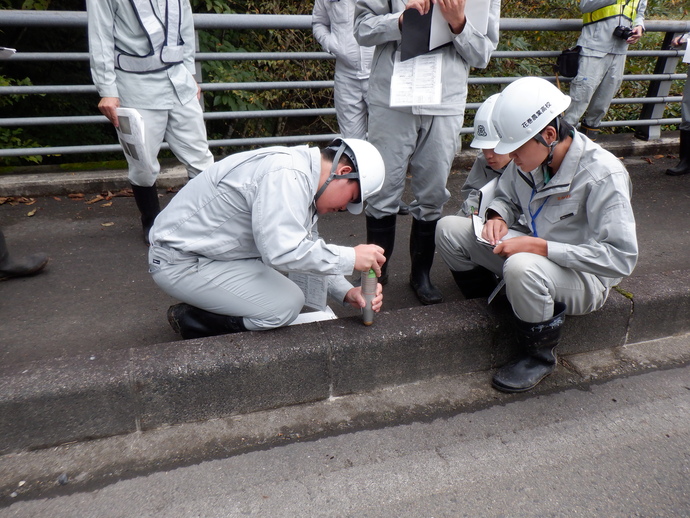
149, 139, 387, 339
563, 0, 647, 140
666, 32, 690, 176
354, 0, 501, 305
86, 0, 214, 244
436, 77, 638, 393
312, 0, 374, 140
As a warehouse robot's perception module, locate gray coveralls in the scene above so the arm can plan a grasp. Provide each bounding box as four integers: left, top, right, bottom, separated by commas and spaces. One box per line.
436, 132, 638, 323
148, 146, 356, 331
87, 0, 214, 187
354, 0, 500, 221
564, 0, 647, 130
312, 0, 375, 140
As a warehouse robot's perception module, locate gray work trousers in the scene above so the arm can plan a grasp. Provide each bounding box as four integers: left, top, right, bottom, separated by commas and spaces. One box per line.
149, 246, 305, 331
366, 105, 463, 221
564, 52, 626, 129
126, 97, 214, 187
435, 215, 609, 322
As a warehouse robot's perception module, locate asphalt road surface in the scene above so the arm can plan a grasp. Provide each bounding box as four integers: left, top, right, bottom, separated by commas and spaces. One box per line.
3, 362, 689, 518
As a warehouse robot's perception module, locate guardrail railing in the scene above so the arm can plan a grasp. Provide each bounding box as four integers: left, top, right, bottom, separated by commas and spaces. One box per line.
0, 11, 688, 160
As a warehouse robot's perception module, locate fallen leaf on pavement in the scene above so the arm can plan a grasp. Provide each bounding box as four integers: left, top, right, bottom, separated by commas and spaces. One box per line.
101, 222, 114, 227
68, 193, 84, 199
101, 202, 113, 207
27, 208, 37, 217
86, 195, 105, 204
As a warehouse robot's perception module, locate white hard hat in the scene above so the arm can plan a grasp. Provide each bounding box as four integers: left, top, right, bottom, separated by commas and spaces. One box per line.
319, 138, 385, 215
470, 94, 501, 149
492, 77, 572, 155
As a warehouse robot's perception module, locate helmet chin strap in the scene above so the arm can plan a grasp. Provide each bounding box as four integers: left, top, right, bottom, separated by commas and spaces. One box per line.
314, 141, 359, 204
533, 117, 561, 166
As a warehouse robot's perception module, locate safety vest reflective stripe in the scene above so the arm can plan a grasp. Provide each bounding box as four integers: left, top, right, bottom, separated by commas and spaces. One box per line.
115, 0, 184, 73
582, 0, 640, 26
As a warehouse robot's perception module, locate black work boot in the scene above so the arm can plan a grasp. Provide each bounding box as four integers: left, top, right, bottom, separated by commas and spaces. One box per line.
451, 267, 498, 299
167, 303, 247, 340
666, 130, 690, 176
492, 302, 567, 393
0, 230, 49, 281
409, 218, 443, 305
366, 214, 397, 285
131, 184, 161, 245
580, 123, 600, 141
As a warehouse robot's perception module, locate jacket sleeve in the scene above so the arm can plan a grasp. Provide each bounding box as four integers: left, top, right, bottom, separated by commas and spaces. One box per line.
450, 0, 500, 69
252, 169, 356, 276
354, 0, 403, 48
312, 0, 336, 54
86, 0, 119, 98
546, 173, 638, 279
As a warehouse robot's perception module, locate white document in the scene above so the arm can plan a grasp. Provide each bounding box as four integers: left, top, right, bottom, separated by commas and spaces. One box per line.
0, 47, 16, 60
472, 215, 527, 247
476, 177, 498, 218
115, 107, 150, 170
428, 0, 490, 48
390, 52, 443, 107
289, 306, 338, 326
465, 0, 490, 34
683, 43, 690, 64
288, 272, 328, 311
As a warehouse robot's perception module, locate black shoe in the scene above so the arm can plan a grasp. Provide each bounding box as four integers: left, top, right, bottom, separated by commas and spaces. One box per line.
168, 303, 247, 339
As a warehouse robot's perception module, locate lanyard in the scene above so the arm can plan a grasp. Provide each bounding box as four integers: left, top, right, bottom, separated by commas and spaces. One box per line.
528, 188, 549, 238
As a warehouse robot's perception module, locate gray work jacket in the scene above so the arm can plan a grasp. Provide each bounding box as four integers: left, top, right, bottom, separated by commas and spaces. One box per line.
149, 146, 357, 303
487, 132, 638, 288
354, 0, 500, 115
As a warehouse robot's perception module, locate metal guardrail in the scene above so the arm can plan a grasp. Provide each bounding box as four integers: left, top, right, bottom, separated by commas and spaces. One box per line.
0, 11, 688, 159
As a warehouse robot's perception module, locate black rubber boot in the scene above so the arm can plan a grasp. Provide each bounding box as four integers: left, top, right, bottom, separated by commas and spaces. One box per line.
492, 302, 567, 393
451, 267, 498, 299
0, 229, 49, 281
666, 129, 690, 176
131, 184, 161, 245
409, 218, 443, 305
366, 214, 397, 285
580, 123, 600, 141
167, 303, 248, 340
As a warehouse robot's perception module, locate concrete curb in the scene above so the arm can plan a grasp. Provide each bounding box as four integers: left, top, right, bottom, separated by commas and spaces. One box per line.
2, 268, 688, 456
1, 132, 680, 198
3, 331, 690, 504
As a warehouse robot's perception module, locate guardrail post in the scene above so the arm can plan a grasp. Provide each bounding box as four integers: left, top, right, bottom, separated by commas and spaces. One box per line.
635, 32, 682, 141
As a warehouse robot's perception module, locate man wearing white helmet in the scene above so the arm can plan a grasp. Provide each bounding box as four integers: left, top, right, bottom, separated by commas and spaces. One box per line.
439, 93, 528, 298
460, 94, 514, 218
148, 139, 387, 339
436, 77, 638, 393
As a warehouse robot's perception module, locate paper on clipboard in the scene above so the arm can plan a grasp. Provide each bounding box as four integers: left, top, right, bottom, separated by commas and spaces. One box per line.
472, 215, 527, 247
683, 43, 690, 64
115, 107, 150, 170
400, 0, 490, 61
0, 47, 17, 60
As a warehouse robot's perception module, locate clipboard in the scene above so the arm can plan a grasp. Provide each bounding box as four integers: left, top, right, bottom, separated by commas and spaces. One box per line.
400, 0, 491, 61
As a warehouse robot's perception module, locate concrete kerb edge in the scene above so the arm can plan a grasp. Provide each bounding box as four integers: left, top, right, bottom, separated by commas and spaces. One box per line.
2, 272, 689, 457
2, 331, 690, 505
0, 132, 680, 198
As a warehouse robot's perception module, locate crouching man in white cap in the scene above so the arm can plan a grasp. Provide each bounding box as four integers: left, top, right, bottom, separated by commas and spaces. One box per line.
436, 77, 638, 393
148, 139, 387, 339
